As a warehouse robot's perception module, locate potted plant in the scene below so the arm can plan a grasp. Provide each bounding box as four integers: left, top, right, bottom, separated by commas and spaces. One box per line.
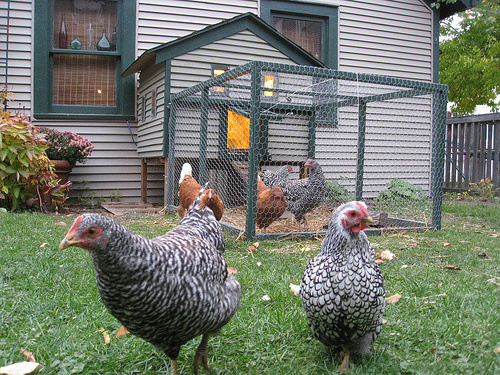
38, 127, 94, 184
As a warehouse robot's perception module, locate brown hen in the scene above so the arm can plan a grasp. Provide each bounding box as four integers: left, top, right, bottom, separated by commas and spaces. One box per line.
256, 176, 287, 232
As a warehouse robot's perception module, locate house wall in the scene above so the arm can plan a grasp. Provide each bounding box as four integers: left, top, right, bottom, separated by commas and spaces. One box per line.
2, 0, 434, 202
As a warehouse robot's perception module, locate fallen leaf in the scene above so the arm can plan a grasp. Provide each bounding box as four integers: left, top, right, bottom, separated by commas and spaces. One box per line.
386, 294, 402, 304
99, 328, 111, 344
20, 349, 36, 363
379, 250, 395, 261
289, 281, 300, 296
227, 266, 238, 274
39, 243, 49, 248
382, 319, 388, 324
443, 243, 451, 247
301, 246, 311, 253
430, 348, 437, 354
487, 278, 500, 286
54, 221, 67, 227
489, 233, 500, 238
478, 252, 491, 259
249, 245, 257, 252
262, 295, 271, 301
374, 259, 385, 264
401, 265, 409, 269
494, 347, 500, 354
253, 242, 260, 248
116, 325, 130, 337
0, 362, 40, 375
440, 265, 461, 270
256, 262, 262, 267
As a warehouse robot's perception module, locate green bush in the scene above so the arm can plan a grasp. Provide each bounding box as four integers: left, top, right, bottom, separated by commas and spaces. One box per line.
376, 179, 427, 203
0, 91, 70, 211
325, 179, 355, 203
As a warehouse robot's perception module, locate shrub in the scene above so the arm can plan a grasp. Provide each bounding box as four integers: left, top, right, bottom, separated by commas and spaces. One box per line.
0, 95, 70, 212
325, 179, 355, 204
376, 179, 427, 203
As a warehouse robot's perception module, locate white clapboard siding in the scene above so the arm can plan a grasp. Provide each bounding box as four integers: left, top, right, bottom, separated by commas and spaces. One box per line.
32, 120, 142, 203
137, 0, 258, 53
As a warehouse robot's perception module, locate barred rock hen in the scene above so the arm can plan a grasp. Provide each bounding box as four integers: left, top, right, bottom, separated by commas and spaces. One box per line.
59, 186, 240, 374
178, 162, 224, 221
282, 159, 326, 230
256, 176, 287, 232
261, 165, 292, 190
300, 201, 385, 373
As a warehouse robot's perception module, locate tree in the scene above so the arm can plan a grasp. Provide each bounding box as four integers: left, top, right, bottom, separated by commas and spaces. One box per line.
439, 0, 500, 114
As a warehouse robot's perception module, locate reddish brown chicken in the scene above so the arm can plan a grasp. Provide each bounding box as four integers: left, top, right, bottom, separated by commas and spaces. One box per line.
255, 176, 287, 232
178, 163, 224, 221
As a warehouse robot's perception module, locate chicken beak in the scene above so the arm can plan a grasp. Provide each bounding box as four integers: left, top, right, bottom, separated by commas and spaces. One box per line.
362, 216, 374, 226
59, 236, 80, 250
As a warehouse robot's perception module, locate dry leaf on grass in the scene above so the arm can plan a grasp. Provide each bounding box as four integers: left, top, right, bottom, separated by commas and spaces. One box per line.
54, 221, 67, 227
116, 325, 130, 337
443, 242, 451, 247
289, 281, 300, 296
440, 265, 461, 270
378, 250, 396, 261
494, 347, 500, 354
386, 294, 402, 304
227, 266, 238, 274
253, 242, 259, 248
262, 295, 271, 301
39, 243, 49, 248
20, 350, 36, 363
374, 259, 384, 264
99, 328, 111, 344
0, 362, 40, 375
488, 233, 500, 238
248, 245, 257, 252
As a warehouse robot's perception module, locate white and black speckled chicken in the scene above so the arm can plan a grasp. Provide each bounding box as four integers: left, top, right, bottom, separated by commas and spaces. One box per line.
299, 201, 385, 373
261, 165, 292, 190
59, 186, 240, 375
282, 159, 326, 230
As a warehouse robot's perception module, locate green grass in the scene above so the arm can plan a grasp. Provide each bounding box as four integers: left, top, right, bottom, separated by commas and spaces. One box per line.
0, 201, 498, 374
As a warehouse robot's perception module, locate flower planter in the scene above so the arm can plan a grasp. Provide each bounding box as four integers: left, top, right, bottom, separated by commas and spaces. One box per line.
52, 160, 75, 185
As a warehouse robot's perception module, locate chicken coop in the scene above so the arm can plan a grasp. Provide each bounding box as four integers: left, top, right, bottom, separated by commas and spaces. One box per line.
164, 61, 448, 239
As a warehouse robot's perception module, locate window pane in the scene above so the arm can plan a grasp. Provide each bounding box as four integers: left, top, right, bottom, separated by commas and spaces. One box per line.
273, 17, 322, 60
227, 110, 250, 149
54, 0, 117, 51
53, 54, 116, 106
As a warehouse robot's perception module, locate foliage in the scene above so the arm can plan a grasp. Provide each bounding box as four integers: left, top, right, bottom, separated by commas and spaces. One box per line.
375, 179, 427, 203
450, 178, 499, 203
440, 0, 500, 113
38, 126, 94, 164
430, 0, 458, 9
0, 204, 498, 373
324, 178, 355, 204
0, 104, 70, 212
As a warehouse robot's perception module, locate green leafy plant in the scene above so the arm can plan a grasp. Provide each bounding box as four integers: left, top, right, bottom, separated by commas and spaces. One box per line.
376, 179, 427, 203
0, 99, 71, 212
38, 126, 94, 164
466, 179, 498, 202
325, 178, 355, 204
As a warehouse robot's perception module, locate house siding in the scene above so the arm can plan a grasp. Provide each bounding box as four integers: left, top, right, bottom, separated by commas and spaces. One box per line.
3, 0, 435, 203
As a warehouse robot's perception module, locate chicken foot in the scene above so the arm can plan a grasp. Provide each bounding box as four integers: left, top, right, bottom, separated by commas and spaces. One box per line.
193, 333, 211, 374
337, 350, 350, 373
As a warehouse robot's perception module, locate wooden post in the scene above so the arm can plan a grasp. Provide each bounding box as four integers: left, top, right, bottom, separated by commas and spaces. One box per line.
141, 158, 147, 203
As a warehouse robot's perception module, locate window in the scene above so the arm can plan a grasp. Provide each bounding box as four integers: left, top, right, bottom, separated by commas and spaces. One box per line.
211, 64, 229, 94
34, 0, 136, 119
260, 0, 338, 69
151, 89, 157, 118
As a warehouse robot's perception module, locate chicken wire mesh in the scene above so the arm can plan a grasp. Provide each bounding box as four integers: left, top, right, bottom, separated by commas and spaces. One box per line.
165, 61, 448, 239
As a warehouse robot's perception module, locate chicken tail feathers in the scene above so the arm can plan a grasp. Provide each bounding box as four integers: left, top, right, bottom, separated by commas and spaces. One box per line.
179, 163, 193, 184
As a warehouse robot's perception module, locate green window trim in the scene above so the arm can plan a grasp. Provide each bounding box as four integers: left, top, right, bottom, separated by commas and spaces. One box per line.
33, 0, 136, 119
260, 0, 338, 69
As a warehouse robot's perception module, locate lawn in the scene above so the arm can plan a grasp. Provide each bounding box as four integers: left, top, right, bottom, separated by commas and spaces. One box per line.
0, 201, 498, 374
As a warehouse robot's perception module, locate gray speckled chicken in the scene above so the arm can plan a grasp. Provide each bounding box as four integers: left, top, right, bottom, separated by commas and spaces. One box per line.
299, 201, 385, 372
59, 186, 240, 374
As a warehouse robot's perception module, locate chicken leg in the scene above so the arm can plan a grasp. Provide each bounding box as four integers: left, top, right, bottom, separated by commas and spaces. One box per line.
337, 350, 350, 373
193, 333, 211, 374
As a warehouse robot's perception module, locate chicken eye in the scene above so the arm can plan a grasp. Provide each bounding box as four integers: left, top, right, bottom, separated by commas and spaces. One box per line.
350, 211, 356, 217
87, 227, 98, 236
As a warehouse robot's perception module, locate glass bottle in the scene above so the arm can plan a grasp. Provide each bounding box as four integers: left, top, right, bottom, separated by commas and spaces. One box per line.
111, 26, 117, 51
86, 23, 95, 50
71, 37, 82, 50
96, 29, 111, 51
58, 16, 68, 49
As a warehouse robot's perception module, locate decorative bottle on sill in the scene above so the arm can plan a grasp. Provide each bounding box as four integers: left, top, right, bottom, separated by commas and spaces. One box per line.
96, 29, 111, 51
71, 37, 82, 50
86, 23, 95, 50
110, 26, 117, 51
58, 16, 68, 49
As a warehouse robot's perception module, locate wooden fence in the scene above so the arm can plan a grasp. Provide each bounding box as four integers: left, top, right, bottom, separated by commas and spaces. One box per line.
444, 113, 500, 191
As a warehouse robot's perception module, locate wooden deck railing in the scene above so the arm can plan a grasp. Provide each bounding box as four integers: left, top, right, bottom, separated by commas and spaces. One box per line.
445, 113, 500, 191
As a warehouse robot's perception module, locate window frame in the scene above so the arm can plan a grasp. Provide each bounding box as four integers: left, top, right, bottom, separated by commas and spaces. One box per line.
33, 0, 136, 119
260, 0, 338, 69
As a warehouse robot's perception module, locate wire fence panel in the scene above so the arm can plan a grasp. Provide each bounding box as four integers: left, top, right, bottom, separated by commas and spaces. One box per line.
166, 61, 448, 239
